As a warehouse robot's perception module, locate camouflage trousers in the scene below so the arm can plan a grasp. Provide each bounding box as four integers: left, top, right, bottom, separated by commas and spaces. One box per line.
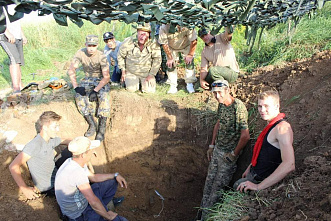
75, 77, 111, 118
200, 148, 237, 221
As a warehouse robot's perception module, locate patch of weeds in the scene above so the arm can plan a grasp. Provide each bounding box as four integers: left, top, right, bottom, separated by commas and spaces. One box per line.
205, 190, 249, 221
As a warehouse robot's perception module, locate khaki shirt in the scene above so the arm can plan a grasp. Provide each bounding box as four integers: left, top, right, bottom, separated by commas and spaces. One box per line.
158, 24, 197, 50
201, 33, 239, 73
117, 36, 161, 78
73, 48, 108, 78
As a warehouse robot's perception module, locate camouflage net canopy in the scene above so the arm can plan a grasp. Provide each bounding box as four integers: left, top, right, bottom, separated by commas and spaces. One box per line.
0, 0, 329, 43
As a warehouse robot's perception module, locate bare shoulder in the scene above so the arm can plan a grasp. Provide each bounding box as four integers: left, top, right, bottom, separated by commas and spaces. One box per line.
276, 121, 293, 136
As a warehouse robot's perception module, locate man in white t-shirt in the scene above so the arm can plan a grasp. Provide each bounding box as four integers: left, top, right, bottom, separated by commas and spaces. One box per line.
55, 136, 128, 221
0, 4, 28, 93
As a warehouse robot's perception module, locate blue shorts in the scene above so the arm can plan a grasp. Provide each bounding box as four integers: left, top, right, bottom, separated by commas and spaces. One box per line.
0, 35, 24, 65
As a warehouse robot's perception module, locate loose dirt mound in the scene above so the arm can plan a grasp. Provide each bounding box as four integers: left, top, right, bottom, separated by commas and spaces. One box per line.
0, 50, 330, 221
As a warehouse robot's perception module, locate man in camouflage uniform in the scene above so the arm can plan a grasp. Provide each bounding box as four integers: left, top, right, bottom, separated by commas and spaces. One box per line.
158, 24, 197, 94
67, 35, 110, 141
198, 27, 239, 90
199, 80, 250, 221
117, 23, 161, 93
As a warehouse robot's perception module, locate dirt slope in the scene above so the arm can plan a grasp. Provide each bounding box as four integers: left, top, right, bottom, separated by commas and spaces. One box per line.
0, 50, 330, 221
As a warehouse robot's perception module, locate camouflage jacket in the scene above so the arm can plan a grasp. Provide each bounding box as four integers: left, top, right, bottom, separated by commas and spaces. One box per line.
117, 36, 161, 78
216, 98, 248, 152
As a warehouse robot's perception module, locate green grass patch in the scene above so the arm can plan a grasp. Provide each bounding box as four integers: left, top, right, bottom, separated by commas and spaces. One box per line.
0, 2, 330, 93
205, 190, 249, 221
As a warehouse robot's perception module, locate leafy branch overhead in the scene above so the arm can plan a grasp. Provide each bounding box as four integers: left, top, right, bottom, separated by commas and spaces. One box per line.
0, 0, 329, 47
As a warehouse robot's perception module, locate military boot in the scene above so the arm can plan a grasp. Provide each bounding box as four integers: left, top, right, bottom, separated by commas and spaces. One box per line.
95, 116, 107, 141
84, 115, 97, 137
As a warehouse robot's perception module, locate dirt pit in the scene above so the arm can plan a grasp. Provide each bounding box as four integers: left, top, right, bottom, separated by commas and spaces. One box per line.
0, 50, 330, 221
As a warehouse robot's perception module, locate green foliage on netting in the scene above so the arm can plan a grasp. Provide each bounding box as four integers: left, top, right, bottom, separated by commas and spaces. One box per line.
0, 0, 329, 51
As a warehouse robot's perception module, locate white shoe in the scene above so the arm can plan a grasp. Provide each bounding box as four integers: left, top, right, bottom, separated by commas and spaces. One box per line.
186, 83, 195, 93
167, 86, 178, 94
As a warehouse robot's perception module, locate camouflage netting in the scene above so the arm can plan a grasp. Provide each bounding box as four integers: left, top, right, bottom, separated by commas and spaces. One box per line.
0, 0, 329, 48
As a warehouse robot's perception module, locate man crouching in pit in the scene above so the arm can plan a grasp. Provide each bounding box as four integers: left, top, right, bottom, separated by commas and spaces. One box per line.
199, 80, 250, 220
234, 90, 295, 192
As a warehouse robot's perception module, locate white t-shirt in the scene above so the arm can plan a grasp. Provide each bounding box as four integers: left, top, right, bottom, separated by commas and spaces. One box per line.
3, 4, 22, 39
55, 158, 90, 219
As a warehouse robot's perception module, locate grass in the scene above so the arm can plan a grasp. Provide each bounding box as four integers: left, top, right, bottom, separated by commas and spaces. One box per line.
1, 2, 330, 90
204, 190, 249, 221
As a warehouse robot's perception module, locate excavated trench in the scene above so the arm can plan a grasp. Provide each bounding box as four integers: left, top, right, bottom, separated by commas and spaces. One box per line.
88, 91, 252, 221
0, 90, 251, 221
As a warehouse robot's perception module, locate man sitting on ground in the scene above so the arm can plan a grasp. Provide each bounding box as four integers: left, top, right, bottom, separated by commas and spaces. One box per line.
55, 136, 128, 221
234, 90, 295, 192
67, 35, 110, 141
9, 111, 70, 199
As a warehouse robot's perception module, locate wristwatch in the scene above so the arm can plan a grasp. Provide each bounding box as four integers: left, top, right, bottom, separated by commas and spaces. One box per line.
114, 172, 119, 178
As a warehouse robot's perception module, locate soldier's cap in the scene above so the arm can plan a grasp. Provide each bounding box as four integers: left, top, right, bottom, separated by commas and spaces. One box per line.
137, 22, 151, 33
198, 27, 209, 38
211, 79, 229, 92
103, 32, 114, 40
86, 35, 99, 46
68, 136, 100, 156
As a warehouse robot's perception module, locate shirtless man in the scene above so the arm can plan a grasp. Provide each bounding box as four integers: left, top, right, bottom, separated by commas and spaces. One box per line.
234, 90, 295, 192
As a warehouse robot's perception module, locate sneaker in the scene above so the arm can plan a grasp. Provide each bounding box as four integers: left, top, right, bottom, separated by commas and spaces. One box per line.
167, 86, 177, 94
186, 83, 195, 93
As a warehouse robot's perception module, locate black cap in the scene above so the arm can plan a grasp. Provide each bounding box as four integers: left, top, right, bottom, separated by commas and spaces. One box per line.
103, 32, 114, 40
198, 28, 209, 38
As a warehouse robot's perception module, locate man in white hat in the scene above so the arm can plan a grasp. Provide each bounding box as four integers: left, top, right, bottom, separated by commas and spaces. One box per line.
55, 136, 128, 221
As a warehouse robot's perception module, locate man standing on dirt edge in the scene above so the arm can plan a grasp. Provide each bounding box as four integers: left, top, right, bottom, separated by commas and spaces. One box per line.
9, 111, 70, 199
234, 90, 295, 192
117, 22, 161, 93
0, 4, 28, 94
198, 26, 239, 91
67, 35, 110, 141
55, 136, 128, 221
199, 80, 250, 221
158, 24, 197, 94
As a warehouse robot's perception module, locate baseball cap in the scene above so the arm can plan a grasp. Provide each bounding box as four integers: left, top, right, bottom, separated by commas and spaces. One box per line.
211, 79, 229, 92
137, 22, 151, 33
86, 35, 99, 46
68, 136, 100, 155
198, 27, 209, 38
103, 32, 114, 40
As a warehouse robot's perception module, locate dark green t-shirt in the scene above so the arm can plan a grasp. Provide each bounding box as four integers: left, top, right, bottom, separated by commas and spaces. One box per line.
216, 98, 248, 152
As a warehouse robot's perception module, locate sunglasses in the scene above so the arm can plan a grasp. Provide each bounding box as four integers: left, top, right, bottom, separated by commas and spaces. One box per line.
211, 82, 228, 88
